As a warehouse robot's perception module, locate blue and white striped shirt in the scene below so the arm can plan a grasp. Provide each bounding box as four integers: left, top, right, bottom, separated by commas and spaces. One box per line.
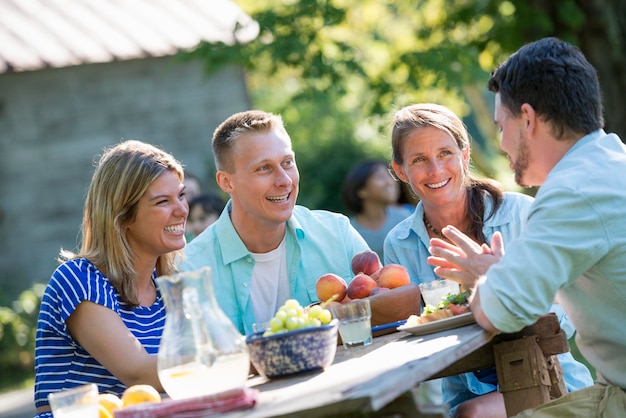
34, 258, 165, 412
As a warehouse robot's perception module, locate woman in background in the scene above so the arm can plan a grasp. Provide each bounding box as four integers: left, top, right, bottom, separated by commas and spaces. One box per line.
185, 191, 226, 240
342, 159, 413, 260
34, 140, 188, 417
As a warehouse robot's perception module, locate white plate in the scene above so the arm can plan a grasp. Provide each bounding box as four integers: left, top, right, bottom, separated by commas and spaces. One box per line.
397, 312, 476, 336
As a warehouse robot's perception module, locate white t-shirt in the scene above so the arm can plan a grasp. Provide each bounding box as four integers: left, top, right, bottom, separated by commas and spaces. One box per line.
250, 237, 289, 324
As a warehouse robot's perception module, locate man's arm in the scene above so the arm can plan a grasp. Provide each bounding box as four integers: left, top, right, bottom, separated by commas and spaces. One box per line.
470, 286, 500, 334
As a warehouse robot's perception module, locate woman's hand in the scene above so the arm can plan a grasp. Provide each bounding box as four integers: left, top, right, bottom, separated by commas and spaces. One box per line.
426, 226, 504, 292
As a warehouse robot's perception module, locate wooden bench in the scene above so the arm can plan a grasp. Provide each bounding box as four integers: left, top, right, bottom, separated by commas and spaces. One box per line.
430, 313, 569, 416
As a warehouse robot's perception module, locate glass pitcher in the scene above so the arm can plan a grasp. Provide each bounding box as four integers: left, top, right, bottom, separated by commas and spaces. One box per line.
156, 266, 250, 400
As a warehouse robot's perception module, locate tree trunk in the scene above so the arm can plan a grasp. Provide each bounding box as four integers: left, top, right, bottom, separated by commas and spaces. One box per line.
574, 0, 626, 141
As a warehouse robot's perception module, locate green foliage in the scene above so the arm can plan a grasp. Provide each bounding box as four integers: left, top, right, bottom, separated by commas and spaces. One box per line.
0, 283, 44, 391
182, 0, 612, 208
184, 0, 495, 209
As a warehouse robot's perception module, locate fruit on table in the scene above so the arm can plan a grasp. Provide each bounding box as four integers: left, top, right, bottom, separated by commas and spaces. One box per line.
316, 273, 348, 302
99, 404, 114, 418
121, 384, 161, 407
346, 272, 378, 299
351, 250, 382, 276
264, 299, 333, 336
98, 393, 122, 415
377, 263, 410, 289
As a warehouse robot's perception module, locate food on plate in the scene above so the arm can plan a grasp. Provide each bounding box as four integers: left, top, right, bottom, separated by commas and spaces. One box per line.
315, 273, 348, 302
405, 292, 470, 326
346, 272, 378, 299
351, 249, 382, 276
377, 264, 410, 289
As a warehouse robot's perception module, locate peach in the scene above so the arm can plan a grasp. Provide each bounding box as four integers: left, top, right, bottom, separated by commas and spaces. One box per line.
377, 264, 410, 289
351, 250, 382, 276
346, 272, 378, 299
315, 273, 348, 303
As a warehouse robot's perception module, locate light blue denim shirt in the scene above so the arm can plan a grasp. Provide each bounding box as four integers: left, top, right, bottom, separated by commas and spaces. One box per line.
180, 202, 369, 335
384, 191, 534, 285
383, 191, 593, 412
480, 130, 626, 389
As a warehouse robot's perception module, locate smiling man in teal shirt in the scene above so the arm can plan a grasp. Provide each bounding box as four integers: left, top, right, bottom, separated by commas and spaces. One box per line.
181, 110, 369, 335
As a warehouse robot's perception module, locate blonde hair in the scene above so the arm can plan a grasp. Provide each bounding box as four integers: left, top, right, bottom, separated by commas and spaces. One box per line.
61, 140, 185, 306
212, 110, 288, 173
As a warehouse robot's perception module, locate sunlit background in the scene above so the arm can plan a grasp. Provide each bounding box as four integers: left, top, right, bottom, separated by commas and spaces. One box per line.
2, 0, 621, 411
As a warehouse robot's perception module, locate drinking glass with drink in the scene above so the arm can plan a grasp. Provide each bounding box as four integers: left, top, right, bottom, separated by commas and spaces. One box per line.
418, 279, 460, 307
47, 383, 99, 418
329, 299, 372, 349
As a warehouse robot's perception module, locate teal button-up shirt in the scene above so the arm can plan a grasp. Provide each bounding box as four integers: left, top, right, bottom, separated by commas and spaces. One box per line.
180, 202, 369, 335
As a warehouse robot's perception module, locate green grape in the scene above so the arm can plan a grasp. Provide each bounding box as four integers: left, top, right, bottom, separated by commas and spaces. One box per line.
269, 316, 284, 332
308, 304, 323, 319
284, 299, 300, 310
274, 309, 287, 322
319, 309, 332, 324
262, 299, 335, 337
285, 316, 303, 330
305, 317, 322, 328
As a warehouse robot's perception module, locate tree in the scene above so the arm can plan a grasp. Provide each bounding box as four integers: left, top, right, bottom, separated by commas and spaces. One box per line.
441, 0, 626, 140
185, 0, 625, 210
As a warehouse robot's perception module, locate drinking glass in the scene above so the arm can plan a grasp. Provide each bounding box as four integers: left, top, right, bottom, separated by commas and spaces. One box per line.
419, 279, 460, 307
47, 384, 99, 418
329, 299, 372, 349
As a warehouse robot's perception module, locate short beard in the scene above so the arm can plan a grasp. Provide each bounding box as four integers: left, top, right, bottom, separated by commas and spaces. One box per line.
514, 134, 531, 187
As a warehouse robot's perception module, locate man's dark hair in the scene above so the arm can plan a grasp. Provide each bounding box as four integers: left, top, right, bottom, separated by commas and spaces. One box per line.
488, 37, 604, 139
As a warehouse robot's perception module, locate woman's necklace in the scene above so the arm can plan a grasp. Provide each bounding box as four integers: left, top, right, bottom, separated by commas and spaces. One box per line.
423, 213, 448, 240
423, 213, 471, 241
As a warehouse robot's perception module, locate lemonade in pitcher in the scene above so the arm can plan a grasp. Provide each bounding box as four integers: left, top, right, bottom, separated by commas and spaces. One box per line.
156, 267, 250, 400
159, 352, 250, 399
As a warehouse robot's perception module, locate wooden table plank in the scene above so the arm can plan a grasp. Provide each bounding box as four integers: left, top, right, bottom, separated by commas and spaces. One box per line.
214, 323, 495, 417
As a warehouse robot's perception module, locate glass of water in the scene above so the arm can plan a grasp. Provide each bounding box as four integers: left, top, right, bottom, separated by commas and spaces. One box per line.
329, 298, 372, 349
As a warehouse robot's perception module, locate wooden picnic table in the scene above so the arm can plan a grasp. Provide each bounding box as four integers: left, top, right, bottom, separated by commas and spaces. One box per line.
212, 313, 568, 418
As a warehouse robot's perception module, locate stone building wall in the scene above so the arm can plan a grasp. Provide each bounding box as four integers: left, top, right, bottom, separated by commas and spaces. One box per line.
0, 56, 249, 299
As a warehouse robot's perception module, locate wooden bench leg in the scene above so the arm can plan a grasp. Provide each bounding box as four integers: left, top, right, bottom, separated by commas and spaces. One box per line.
494, 337, 552, 416
546, 355, 566, 399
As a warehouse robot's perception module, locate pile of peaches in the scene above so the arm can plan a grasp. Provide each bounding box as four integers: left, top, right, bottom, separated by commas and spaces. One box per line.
315, 250, 410, 303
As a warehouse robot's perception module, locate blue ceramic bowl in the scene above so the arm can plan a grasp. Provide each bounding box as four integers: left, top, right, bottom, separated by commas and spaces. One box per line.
246, 320, 339, 379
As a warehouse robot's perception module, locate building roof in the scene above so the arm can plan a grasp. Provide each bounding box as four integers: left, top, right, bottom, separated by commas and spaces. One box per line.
0, 0, 259, 73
